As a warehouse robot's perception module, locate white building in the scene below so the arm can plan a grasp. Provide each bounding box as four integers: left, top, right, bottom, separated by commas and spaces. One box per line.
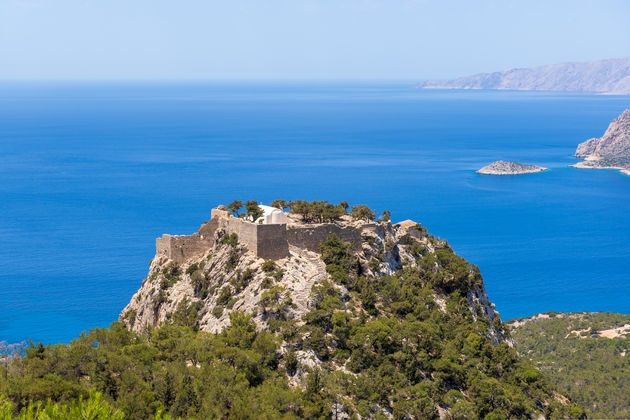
256, 205, 289, 224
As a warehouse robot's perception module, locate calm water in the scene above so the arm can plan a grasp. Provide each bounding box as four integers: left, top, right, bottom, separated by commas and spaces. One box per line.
1, 82, 629, 344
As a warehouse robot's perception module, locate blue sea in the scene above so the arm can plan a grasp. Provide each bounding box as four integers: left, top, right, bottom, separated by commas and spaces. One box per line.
1, 82, 629, 344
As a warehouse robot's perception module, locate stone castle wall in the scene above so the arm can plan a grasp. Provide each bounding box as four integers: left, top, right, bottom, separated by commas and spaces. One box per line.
256, 223, 289, 260
155, 208, 382, 263
285, 223, 382, 253
156, 233, 213, 264
158, 210, 290, 263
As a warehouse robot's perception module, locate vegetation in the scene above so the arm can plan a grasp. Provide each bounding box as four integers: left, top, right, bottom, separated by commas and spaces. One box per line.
244, 200, 264, 222
159, 263, 181, 290
270, 199, 289, 210
223, 200, 389, 226
226, 200, 264, 221
288, 200, 347, 223
350, 204, 375, 221
0, 316, 307, 419
219, 232, 238, 248
508, 311, 630, 419
226, 200, 243, 217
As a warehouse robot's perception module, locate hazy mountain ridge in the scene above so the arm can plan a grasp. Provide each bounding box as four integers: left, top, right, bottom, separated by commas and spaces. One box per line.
418, 57, 630, 94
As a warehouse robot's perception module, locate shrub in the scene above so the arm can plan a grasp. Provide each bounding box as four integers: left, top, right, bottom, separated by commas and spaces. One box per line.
212, 306, 224, 318
272, 268, 284, 282
261, 260, 277, 273
186, 263, 199, 275
217, 286, 232, 306
319, 233, 356, 271
220, 233, 239, 248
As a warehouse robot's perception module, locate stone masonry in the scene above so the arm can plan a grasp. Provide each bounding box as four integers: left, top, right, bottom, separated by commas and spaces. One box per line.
155, 206, 405, 264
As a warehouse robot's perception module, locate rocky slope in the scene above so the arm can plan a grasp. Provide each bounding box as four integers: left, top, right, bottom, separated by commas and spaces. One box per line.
417, 57, 630, 94
121, 213, 503, 341
476, 160, 548, 175
573, 108, 630, 175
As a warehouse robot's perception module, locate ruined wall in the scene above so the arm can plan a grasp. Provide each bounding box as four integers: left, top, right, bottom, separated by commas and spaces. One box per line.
286, 224, 367, 253
156, 208, 404, 263
159, 213, 290, 262
256, 224, 289, 260
156, 233, 213, 264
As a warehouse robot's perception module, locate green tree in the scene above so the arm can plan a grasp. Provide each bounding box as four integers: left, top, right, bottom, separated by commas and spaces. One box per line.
227, 200, 243, 217
270, 199, 288, 210
350, 204, 375, 221
245, 200, 264, 222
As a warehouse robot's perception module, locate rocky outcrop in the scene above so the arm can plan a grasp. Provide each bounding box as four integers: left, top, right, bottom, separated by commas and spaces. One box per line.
417, 57, 630, 94
476, 160, 548, 175
120, 210, 506, 343
573, 109, 630, 175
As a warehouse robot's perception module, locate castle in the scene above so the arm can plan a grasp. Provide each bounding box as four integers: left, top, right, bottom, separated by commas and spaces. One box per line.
155, 205, 401, 263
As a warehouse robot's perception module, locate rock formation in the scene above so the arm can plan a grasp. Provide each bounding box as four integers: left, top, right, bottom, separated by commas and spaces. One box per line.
476, 160, 548, 175
121, 206, 505, 340
417, 57, 630, 94
573, 109, 630, 175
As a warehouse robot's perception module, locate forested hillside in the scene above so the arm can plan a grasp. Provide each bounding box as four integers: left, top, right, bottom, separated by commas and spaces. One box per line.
508, 312, 630, 419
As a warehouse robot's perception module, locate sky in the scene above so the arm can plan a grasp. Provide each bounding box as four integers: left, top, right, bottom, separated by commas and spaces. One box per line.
0, 0, 629, 80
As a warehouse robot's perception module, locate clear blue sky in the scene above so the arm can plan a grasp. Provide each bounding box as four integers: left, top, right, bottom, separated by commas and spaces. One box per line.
1, 0, 629, 80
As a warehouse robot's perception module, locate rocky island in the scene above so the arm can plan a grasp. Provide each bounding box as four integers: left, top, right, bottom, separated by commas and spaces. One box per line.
476, 160, 548, 175
573, 108, 630, 176
417, 57, 630, 95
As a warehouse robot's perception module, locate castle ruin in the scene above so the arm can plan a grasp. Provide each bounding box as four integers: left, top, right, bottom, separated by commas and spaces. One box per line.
155, 205, 393, 263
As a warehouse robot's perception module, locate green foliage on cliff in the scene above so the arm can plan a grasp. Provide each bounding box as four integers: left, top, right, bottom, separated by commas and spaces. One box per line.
508, 311, 630, 419
287, 234, 584, 419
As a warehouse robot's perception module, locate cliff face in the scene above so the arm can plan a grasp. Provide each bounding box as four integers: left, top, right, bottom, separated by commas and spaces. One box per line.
573, 109, 630, 174
121, 213, 505, 342
417, 57, 630, 94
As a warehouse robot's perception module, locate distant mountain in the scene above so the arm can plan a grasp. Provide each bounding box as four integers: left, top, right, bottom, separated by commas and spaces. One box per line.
417, 57, 630, 94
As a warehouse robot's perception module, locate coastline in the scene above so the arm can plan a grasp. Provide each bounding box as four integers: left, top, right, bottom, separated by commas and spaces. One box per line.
570, 161, 630, 176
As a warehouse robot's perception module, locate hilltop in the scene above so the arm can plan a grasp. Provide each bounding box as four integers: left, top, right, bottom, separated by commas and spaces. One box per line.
1, 201, 584, 419
508, 312, 630, 419
417, 57, 630, 95
573, 109, 630, 175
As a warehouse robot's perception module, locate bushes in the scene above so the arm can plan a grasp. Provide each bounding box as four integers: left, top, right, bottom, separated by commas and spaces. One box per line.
261, 260, 277, 272
319, 233, 356, 272
0, 316, 309, 419
350, 204, 376, 221
220, 233, 239, 248
159, 264, 180, 290
289, 200, 346, 223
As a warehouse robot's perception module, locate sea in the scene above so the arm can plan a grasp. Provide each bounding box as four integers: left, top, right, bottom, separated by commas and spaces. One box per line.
1, 81, 629, 345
